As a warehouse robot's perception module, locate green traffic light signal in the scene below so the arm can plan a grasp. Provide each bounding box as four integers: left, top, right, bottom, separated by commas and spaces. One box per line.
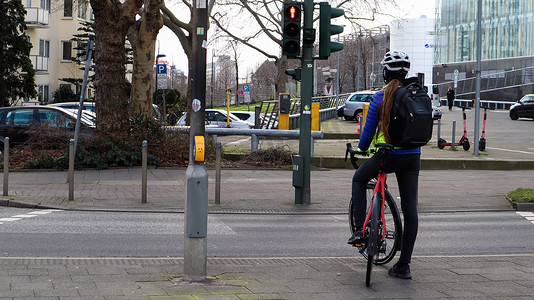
318, 2, 344, 59
282, 2, 302, 58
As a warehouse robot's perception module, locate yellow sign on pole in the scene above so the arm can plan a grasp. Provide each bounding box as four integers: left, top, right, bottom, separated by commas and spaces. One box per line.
311, 102, 320, 131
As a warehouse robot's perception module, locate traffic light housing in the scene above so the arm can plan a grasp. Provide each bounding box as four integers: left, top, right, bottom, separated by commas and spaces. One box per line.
282, 2, 302, 58
286, 68, 301, 81
318, 2, 344, 59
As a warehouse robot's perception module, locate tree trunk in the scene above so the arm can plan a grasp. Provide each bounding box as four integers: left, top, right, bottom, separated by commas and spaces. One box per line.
274, 56, 288, 98
90, 0, 143, 136
127, 0, 163, 119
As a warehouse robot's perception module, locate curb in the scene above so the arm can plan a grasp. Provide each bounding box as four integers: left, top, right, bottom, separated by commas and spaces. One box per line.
505, 195, 534, 212
0, 199, 51, 209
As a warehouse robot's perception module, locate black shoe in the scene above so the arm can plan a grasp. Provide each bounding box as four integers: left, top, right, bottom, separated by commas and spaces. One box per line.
388, 263, 412, 279
347, 228, 364, 246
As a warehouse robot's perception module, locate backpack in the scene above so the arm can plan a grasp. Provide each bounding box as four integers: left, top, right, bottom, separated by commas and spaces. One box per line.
388, 78, 433, 148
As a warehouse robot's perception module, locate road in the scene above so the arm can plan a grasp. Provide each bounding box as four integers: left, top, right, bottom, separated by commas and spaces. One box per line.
1, 207, 533, 258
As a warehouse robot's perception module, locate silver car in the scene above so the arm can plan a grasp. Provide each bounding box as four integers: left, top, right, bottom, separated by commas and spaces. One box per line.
342, 91, 376, 121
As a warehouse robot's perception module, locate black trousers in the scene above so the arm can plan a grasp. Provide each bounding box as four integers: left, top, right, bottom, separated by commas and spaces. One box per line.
351, 153, 420, 264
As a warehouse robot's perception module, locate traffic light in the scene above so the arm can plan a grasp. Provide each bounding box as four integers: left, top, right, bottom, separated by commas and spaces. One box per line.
282, 2, 302, 58
318, 2, 344, 59
285, 68, 301, 81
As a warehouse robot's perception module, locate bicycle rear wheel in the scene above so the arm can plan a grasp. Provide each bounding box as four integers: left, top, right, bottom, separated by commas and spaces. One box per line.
349, 181, 402, 265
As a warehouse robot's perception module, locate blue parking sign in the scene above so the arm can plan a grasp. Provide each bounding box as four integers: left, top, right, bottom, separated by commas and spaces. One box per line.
157, 64, 167, 74
243, 84, 249, 92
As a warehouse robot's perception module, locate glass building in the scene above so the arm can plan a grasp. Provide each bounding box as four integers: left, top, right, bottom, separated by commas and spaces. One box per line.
433, 0, 534, 101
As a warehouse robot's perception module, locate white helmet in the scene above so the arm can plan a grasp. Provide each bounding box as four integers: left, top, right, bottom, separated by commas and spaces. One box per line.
381, 50, 410, 72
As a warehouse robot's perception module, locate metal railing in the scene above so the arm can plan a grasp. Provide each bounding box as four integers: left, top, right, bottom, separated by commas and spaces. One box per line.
25, 8, 49, 27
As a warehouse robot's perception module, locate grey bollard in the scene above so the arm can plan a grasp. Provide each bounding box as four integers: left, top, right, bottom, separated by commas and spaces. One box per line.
251, 134, 258, 153
451, 121, 456, 150
3, 137, 9, 196
215, 142, 221, 205
68, 139, 74, 200
142, 140, 147, 203
437, 119, 441, 141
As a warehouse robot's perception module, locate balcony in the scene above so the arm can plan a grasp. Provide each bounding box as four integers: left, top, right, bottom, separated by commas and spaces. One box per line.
25, 7, 49, 27
30, 55, 49, 72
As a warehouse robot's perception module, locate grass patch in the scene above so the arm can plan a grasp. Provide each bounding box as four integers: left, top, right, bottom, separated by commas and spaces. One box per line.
507, 188, 534, 203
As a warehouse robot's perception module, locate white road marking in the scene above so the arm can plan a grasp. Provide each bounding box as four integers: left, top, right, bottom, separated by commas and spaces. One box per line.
516, 212, 534, 224
0, 209, 61, 225
486, 147, 534, 155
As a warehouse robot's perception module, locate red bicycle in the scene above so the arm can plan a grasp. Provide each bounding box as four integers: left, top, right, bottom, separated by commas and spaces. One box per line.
345, 142, 403, 287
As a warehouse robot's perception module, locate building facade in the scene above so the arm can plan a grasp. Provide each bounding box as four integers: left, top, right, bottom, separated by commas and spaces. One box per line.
22, 0, 93, 105
433, 0, 534, 101
390, 16, 435, 87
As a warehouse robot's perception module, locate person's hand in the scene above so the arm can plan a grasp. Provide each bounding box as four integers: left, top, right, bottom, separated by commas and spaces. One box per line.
356, 147, 370, 157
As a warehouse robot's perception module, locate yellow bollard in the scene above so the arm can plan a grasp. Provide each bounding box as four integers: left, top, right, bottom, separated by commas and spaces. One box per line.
278, 93, 290, 130
362, 103, 369, 130
311, 102, 320, 131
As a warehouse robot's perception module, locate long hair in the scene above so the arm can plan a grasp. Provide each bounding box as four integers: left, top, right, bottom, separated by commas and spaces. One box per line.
379, 78, 402, 143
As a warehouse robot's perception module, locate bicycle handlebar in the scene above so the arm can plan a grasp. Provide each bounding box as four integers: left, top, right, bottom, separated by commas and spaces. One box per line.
345, 143, 394, 169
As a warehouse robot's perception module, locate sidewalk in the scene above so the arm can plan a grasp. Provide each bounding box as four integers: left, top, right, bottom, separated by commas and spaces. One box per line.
1, 110, 534, 299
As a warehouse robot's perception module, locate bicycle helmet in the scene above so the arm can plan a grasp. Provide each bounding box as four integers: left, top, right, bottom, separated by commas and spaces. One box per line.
381, 50, 410, 83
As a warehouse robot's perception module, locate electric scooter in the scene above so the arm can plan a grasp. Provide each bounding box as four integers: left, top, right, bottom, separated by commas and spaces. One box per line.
438, 107, 470, 151
479, 108, 487, 151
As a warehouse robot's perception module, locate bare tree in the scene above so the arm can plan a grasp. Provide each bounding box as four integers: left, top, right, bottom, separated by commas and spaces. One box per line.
90, 0, 143, 135
211, 0, 399, 97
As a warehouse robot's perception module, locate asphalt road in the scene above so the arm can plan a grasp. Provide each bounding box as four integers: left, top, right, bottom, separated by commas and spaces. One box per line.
1, 208, 533, 258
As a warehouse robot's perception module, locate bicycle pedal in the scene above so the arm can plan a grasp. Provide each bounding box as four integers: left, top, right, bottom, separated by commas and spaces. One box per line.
379, 243, 387, 253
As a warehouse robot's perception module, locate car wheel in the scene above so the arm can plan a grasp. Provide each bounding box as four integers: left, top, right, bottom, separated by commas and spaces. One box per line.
509, 111, 518, 120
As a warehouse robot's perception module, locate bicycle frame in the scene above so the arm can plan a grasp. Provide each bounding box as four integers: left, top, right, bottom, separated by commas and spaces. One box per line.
363, 172, 388, 241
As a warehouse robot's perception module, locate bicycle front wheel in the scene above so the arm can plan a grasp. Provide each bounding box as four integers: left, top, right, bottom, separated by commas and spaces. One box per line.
349, 182, 402, 265
366, 192, 380, 287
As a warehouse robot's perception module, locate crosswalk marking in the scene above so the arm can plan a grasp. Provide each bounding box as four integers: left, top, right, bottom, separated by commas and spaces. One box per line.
0, 209, 61, 225
516, 212, 534, 224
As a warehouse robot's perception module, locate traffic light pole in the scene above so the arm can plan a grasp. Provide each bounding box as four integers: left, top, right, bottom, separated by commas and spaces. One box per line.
184, 0, 208, 281
295, 0, 315, 205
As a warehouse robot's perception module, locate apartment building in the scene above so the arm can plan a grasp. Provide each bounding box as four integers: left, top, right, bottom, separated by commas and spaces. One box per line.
23, 0, 92, 105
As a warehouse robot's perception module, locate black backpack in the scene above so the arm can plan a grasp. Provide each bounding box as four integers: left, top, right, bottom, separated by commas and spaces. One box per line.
388, 78, 433, 148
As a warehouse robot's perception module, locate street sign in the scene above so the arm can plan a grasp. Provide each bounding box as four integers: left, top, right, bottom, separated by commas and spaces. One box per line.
243, 84, 251, 103
237, 89, 244, 96
157, 74, 168, 89
243, 84, 249, 92
157, 64, 167, 74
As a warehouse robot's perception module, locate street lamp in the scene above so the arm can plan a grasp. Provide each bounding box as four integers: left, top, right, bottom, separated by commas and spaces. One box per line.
156, 53, 167, 123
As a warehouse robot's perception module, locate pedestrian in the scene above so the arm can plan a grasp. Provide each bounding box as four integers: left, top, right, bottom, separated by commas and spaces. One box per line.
167, 108, 178, 126
347, 50, 421, 280
447, 86, 455, 111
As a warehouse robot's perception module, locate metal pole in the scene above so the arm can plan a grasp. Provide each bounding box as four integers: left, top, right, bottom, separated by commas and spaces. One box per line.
295, 0, 314, 205
68, 139, 74, 200
163, 89, 167, 124
215, 141, 221, 205
211, 49, 214, 108
473, 0, 482, 155
184, 0, 208, 282
73, 38, 93, 157
451, 121, 456, 150
335, 34, 340, 110
3, 137, 9, 196
142, 140, 147, 203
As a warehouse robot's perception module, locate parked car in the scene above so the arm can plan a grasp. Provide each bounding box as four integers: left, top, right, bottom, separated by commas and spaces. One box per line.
48, 102, 162, 121
432, 105, 442, 120
176, 109, 254, 128
230, 111, 255, 124
343, 91, 377, 121
509, 94, 534, 120
0, 106, 94, 147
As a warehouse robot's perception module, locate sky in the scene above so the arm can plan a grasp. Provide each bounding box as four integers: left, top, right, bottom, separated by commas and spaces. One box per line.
156, 0, 435, 78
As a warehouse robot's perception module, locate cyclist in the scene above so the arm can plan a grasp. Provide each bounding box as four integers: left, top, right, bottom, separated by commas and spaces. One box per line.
347, 50, 421, 280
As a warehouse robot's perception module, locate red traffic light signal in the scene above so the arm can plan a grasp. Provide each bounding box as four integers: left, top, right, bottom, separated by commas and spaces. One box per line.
282, 2, 302, 58
286, 5, 300, 20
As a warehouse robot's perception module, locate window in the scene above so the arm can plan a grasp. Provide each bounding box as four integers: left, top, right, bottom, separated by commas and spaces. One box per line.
4, 109, 35, 126
39, 39, 50, 57
38, 108, 71, 128
40, 0, 50, 10
26, 0, 31, 8
63, 0, 72, 17
61, 41, 72, 61
78, 0, 87, 19
38, 84, 49, 104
